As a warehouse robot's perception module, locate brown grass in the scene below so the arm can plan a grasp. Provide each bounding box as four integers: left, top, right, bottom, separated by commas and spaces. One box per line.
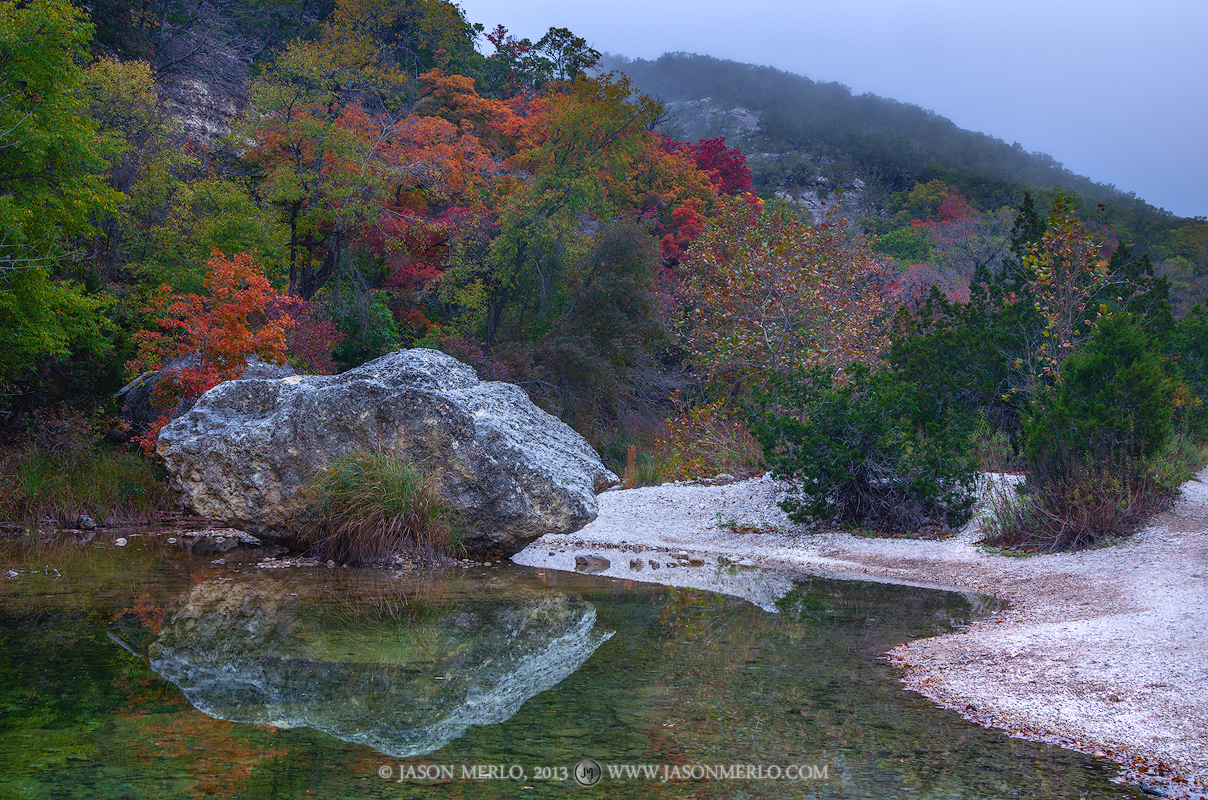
297, 450, 461, 565
980, 461, 1177, 552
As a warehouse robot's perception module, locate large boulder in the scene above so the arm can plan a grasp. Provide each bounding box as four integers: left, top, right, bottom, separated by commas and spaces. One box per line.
156, 349, 618, 556
119, 355, 296, 436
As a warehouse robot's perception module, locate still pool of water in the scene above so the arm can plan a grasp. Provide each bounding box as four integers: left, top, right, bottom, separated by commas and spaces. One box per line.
0, 536, 1141, 799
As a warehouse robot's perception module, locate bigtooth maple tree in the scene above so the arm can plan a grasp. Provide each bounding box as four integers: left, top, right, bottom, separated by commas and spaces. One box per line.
127, 250, 295, 454
470, 72, 662, 345
680, 199, 888, 388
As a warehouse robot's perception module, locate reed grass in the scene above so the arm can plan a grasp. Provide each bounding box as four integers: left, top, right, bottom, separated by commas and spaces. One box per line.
0, 447, 172, 527
298, 450, 461, 565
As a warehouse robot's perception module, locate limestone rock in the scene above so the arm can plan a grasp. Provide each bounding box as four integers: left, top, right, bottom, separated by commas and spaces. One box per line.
156, 349, 618, 556
574, 555, 611, 573
120, 355, 296, 436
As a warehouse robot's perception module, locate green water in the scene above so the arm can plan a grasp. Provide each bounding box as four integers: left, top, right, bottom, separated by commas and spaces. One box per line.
0, 536, 1139, 799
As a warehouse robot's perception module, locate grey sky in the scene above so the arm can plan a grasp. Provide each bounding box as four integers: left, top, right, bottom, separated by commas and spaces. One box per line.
456, 0, 1207, 220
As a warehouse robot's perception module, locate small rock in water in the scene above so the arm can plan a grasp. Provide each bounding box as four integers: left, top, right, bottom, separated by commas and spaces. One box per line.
685, 558, 706, 567
192, 534, 239, 555
629, 559, 644, 570
114, 537, 128, 547
574, 555, 610, 573
76, 514, 96, 530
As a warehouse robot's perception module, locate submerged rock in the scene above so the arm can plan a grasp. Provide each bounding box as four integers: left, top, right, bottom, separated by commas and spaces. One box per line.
156, 348, 618, 556
149, 573, 613, 758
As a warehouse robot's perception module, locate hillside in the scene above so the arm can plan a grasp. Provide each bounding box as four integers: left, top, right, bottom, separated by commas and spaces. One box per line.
601, 52, 1207, 312
603, 53, 1157, 211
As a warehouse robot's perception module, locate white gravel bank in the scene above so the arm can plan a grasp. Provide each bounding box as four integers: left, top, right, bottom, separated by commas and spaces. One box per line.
513, 470, 1208, 798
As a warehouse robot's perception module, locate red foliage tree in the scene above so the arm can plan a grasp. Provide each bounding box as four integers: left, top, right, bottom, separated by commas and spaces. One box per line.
658, 136, 754, 196
128, 251, 295, 454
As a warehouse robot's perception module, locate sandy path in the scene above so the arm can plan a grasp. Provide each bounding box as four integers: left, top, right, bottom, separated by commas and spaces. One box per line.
512, 470, 1208, 798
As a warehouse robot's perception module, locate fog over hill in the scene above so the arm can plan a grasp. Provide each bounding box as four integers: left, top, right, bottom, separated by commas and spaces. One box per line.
456, 0, 1208, 220
599, 52, 1164, 218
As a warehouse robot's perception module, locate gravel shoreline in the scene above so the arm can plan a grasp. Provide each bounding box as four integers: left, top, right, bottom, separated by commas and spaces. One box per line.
513, 470, 1208, 799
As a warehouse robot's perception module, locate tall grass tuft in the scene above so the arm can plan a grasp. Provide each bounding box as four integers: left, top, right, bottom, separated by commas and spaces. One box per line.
0, 447, 172, 527
299, 450, 461, 565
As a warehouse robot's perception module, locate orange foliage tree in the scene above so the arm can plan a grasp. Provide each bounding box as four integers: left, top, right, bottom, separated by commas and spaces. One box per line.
128, 250, 295, 454
680, 199, 888, 389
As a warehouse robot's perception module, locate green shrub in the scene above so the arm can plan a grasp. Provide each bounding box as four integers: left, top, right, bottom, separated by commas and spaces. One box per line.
750, 365, 980, 533
1167, 303, 1208, 436
987, 314, 1181, 551
298, 450, 460, 565
1024, 314, 1173, 485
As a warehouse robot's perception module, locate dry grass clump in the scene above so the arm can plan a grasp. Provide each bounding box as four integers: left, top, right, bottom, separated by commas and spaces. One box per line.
979, 461, 1178, 552
299, 450, 460, 565
654, 399, 763, 482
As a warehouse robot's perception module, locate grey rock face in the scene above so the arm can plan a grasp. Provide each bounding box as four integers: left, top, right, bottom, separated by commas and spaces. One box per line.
156, 349, 619, 556
120, 355, 296, 436
149, 573, 613, 758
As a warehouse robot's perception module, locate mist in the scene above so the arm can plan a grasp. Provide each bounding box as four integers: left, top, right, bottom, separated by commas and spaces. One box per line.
456, 0, 1208, 218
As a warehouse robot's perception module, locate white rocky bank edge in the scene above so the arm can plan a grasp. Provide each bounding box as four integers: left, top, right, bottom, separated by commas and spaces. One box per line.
513, 471, 1208, 799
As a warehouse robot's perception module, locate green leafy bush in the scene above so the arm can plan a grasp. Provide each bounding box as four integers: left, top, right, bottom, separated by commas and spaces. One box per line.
985, 314, 1181, 551
1168, 303, 1208, 434
750, 365, 979, 533
1024, 314, 1173, 484
298, 450, 460, 565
